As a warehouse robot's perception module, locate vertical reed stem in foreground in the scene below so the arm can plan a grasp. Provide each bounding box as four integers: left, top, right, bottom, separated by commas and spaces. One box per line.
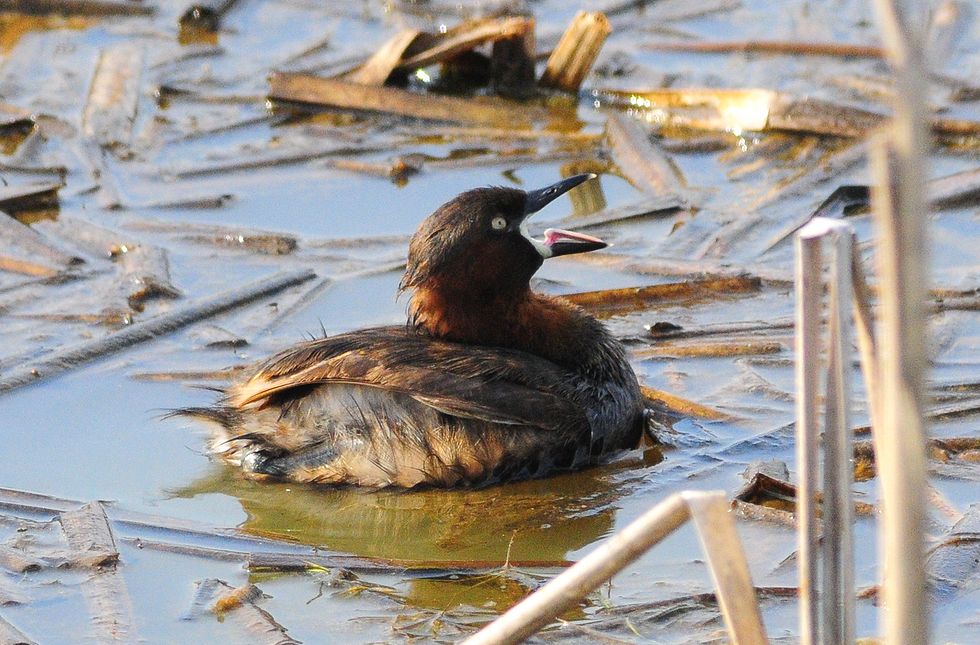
795, 227, 822, 645
821, 222, 855, 645
870, 0, 931, 640
796, 218, 858, 645
870, 134, 930, 645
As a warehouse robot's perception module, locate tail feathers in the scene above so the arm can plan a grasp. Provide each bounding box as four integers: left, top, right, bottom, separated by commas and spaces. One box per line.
166, 405, 258, 466
167, 405, 338, 479
166, 405, 251, 449
164, 406, 242, 429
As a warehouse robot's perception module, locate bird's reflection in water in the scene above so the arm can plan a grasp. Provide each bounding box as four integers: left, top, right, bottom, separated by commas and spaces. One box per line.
176, 446, 663, 565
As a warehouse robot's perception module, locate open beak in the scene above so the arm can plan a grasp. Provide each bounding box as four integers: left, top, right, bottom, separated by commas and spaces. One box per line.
541, 227, 607, 257
521, 173, 608, 258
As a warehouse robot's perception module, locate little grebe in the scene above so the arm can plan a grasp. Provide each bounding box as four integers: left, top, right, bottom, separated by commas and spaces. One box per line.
179, 174, 645, 487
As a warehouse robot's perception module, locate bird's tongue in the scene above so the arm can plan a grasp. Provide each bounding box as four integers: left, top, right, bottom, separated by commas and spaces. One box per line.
543, 228, 605, 247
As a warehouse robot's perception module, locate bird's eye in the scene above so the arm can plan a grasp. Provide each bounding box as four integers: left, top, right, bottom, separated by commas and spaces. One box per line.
491, 216, 507, 231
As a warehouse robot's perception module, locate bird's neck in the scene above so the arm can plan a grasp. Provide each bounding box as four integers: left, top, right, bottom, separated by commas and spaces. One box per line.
408, 283, 614, 371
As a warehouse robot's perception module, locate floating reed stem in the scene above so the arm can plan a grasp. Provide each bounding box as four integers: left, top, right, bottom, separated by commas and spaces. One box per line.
0, 269, 315, 394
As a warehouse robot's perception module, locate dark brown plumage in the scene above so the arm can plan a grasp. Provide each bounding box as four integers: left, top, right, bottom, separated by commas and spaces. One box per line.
177, 174, 645, 488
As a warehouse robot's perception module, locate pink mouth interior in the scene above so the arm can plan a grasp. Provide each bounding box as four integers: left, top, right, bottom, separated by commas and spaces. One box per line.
543, 228, 605, 246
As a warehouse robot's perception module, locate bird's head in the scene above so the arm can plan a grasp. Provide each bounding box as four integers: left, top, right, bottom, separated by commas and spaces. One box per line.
399, 173, 606, 300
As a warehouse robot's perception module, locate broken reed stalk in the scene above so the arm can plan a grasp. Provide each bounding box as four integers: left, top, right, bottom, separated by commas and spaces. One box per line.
129, 367, 245, 382
821, 221, 855, 645
795, 218, 857, 645
464, 491, 766, 645
172, 143, 382, 179
0, 211, 83, 277
415, 125, 599, 143
59, 501, 120, 567
681, 492, 769, 645
83, 43, 144, 148
610, 254, 793, 285
0, 182, 61, 215
0, 269, 315, 394
539, 11, 611, 92
0, 0, 153, 16
59, 502, 136, 642
640, 385, 733, 421
633, 340, 782, 359
644, 39, 884, 59
871, 139, 932, 635
647, 318, 795, 341
396, 17, 530, 71
209, 581, 264, 614
870, 0, 931, 642
562, 276, 761, 312
850, 244, 882, 443
852, 399, 980, 435
928, 165, 980, 210
121, 537, 572, 573
794, 224, 822, 645
344, 18, 534, 88
190, 579, 298, 643
256, 260, 405, 336
599, 87, 979, 139
268, 73, 540, 127
345, 29, 421, 85
0, 616, 35, 645
605, 112, 687, 201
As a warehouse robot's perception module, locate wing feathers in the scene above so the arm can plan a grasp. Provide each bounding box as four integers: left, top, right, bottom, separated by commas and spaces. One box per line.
228, 327, 584, 431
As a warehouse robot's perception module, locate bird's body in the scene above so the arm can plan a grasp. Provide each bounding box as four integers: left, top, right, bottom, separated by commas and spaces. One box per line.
180, 175, 645, 488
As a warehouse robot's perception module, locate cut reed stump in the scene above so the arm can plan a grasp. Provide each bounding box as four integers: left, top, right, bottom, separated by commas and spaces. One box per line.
539, 11, 611, 92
